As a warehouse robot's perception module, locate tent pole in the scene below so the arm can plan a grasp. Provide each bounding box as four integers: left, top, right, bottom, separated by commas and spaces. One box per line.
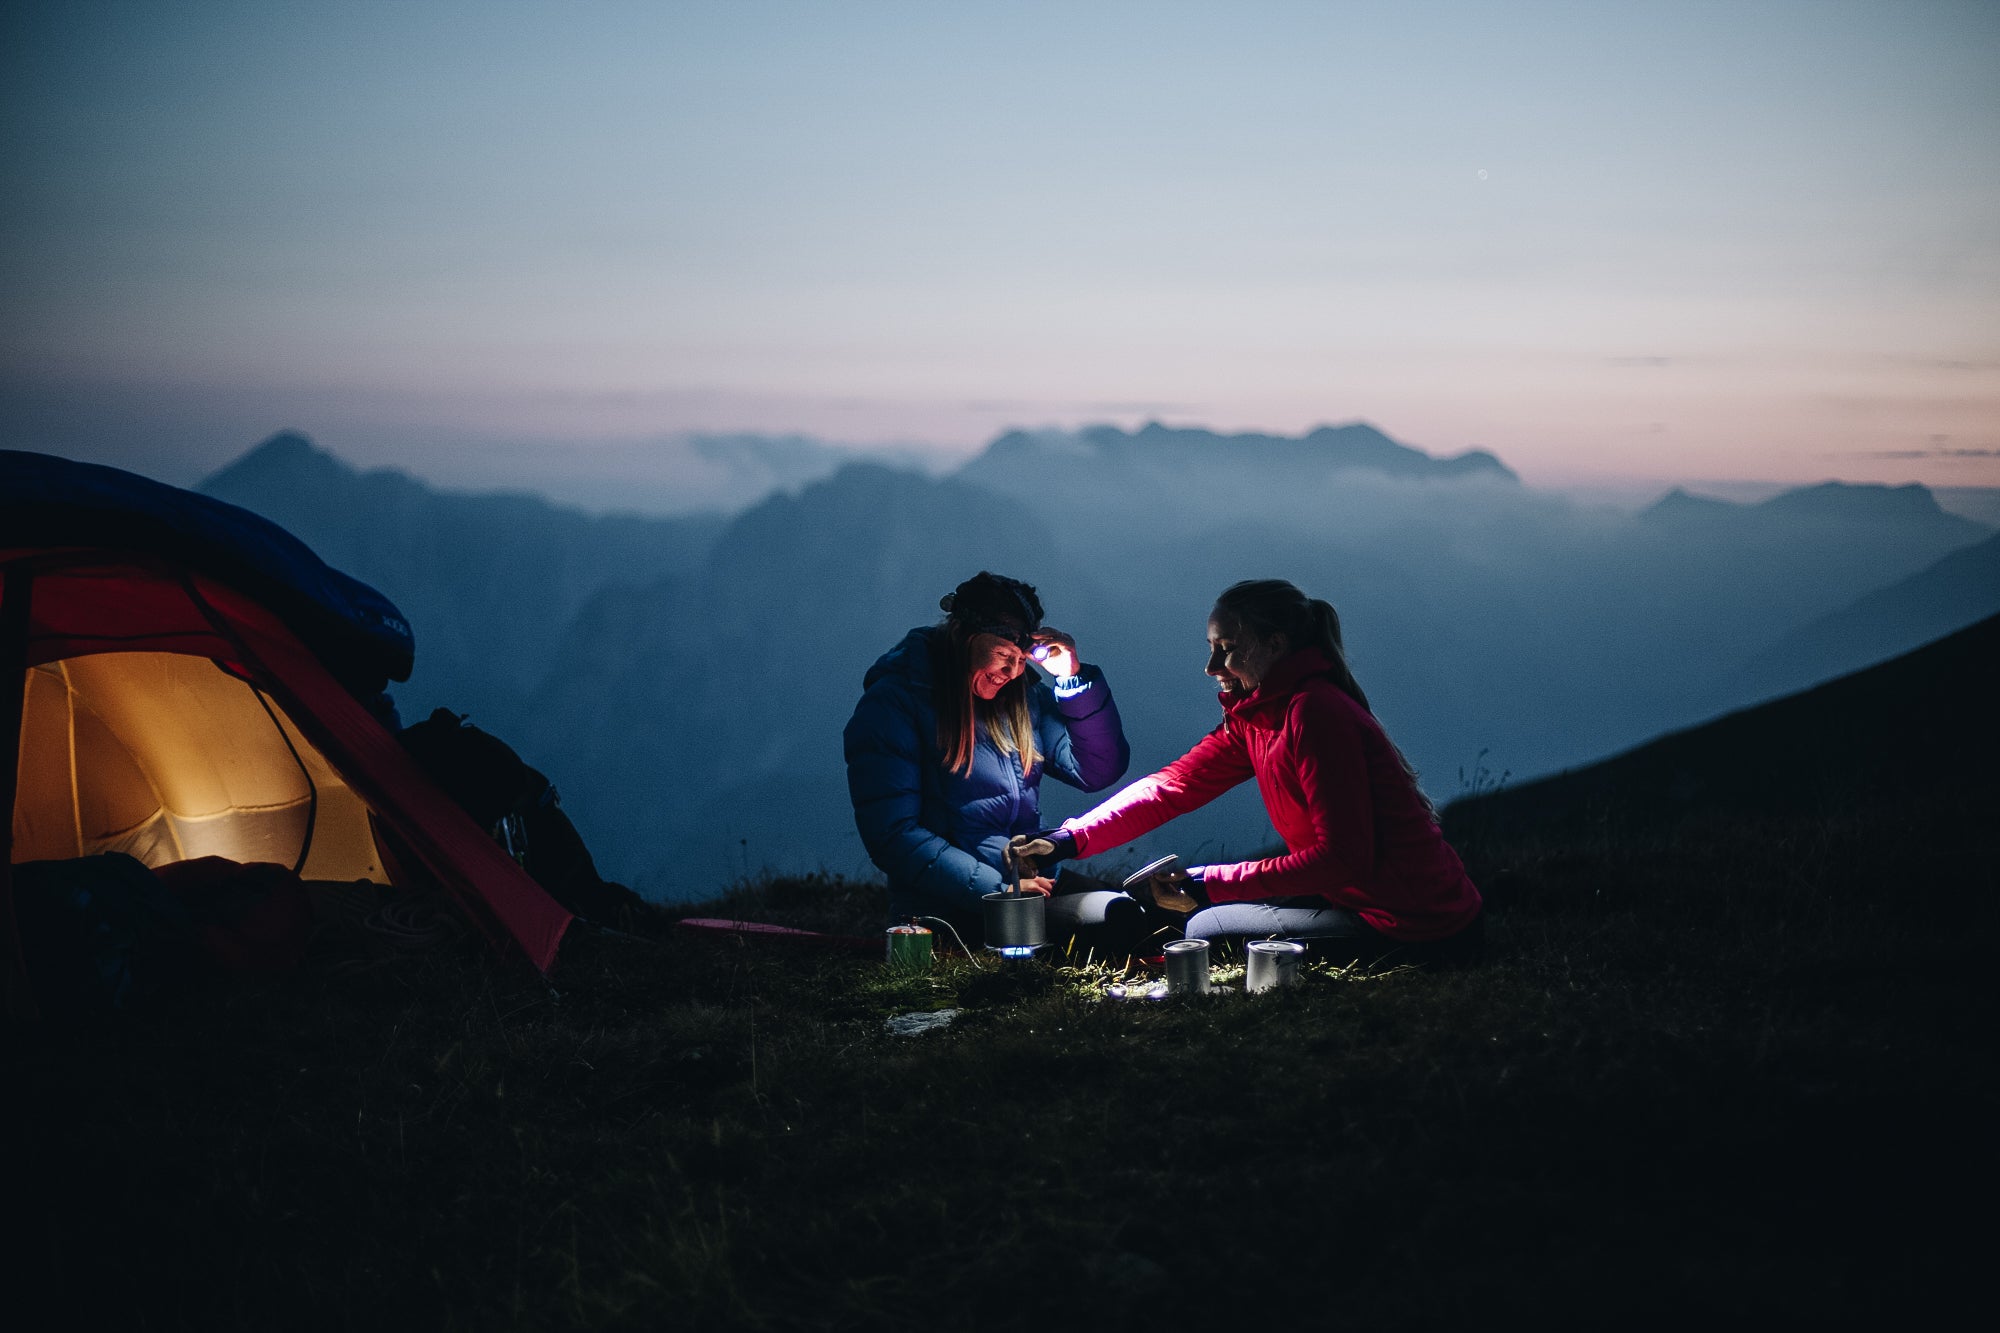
1, 566, 37, 1023
59, 660, 82, 857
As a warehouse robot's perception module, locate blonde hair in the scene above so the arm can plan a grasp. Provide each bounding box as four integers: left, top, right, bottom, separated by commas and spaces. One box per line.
935, 625, 1040, 777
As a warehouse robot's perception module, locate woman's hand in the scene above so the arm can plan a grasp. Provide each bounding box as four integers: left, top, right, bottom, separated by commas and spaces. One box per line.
1007, 832, 1077, 877
1005, 839, 1059, 896
1031, 628, 1079, 678
1007, 835, 1055, 873
1148, 869, 1200, 914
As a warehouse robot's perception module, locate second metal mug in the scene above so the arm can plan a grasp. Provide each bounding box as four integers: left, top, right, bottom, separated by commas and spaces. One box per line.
1163, 938, 1211, 994
1245, 939, 1306, 992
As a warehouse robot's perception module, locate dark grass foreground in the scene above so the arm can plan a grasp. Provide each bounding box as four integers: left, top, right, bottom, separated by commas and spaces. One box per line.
9, 789, 1997, 1332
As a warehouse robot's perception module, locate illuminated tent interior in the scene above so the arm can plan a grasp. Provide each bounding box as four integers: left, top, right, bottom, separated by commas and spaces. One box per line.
2, 449, 572, 1013
14, 652, 386, 883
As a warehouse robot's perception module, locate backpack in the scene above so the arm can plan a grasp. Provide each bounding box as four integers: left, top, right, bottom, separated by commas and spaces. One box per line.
396, 709, 647, 925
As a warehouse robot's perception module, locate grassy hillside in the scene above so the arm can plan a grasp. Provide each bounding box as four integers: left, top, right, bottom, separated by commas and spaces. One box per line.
10, 622, 1998, 1329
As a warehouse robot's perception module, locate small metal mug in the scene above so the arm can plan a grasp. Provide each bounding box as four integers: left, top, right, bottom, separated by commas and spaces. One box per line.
1163, 938, 1211, 994
1245, 939, 1306, 992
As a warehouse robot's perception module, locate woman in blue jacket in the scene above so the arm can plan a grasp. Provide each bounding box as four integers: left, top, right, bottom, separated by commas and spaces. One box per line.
844, 571, 1131, 947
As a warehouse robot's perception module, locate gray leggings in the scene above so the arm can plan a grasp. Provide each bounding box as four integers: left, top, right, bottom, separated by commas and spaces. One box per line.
1044, 889, 1132, 941
1188, 897, 1486, 969
1185, 899, 1366, 945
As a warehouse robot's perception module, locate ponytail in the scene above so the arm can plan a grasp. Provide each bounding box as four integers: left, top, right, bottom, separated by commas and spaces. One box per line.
1300, 597, 1371, 714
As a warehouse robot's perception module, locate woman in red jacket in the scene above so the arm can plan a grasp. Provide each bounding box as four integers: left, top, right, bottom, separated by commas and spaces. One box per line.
1016, 579, 1484, 966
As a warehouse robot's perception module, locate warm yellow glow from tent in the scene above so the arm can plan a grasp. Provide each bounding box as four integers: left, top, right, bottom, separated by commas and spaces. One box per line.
12, 653, 388, 882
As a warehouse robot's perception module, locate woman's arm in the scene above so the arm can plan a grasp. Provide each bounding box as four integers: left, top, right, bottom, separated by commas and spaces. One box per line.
1034, 663, 1131, 793
1060, 723, 1255, 858
843, 685, 1005, 904
1195, 691, 1373, 905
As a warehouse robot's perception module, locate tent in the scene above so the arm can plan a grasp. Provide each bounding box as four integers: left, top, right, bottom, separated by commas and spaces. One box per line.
2, 450, 571, 1016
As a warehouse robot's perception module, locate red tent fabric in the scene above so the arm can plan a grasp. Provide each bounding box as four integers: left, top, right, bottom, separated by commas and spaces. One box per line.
2, 548, 571, 1009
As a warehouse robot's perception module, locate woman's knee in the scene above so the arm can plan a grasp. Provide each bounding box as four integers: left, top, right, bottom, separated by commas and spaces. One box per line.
1049, 890, 1148, 955
1187, 901, 1364, 946
1184, 906, 1236, 942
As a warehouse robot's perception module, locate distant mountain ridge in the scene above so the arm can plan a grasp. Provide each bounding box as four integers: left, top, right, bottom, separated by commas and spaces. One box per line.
1932, 486, 2000, 528
1604, 477, 1989, 714
199, 432, 723, 721
1642, 480, 1979, 529
1719, 530, 2000, 706
964, 419, 1516, 488
1639, 487, 1742, 524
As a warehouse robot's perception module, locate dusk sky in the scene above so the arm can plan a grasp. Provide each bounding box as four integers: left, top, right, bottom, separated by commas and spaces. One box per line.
4, 0, 1998, 503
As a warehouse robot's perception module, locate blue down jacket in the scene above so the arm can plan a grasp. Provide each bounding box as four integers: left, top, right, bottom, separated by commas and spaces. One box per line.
844, 626, 1130, 922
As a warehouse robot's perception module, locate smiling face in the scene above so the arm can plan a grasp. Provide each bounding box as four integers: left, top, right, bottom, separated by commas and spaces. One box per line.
1205, 611, 1287, 695
968, 632, 1030, 700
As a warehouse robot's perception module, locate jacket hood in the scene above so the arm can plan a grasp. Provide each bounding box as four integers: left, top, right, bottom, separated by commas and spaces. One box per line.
862, 626, 943, 696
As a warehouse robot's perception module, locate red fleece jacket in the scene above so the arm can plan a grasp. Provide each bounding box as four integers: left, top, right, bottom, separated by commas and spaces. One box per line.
1063, 648, 1481, 942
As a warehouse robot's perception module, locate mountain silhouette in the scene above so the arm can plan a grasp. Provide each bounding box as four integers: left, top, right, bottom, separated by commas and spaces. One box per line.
1585, 479, 1987, 729
1719, 530, 2000, 706
1757, 479, 1968, 523
1637, 487, 1741, 526
199, 432, 723, 721
1637, 480, 1985, 547
961, 419, 1515, 499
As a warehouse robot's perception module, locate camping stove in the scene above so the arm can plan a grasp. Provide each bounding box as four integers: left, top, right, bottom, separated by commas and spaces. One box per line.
984, 846, 1049, 960
981, 890, 1047, 959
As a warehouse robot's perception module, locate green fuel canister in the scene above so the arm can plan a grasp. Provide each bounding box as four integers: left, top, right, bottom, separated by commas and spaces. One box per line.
885, 924, 934, 971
